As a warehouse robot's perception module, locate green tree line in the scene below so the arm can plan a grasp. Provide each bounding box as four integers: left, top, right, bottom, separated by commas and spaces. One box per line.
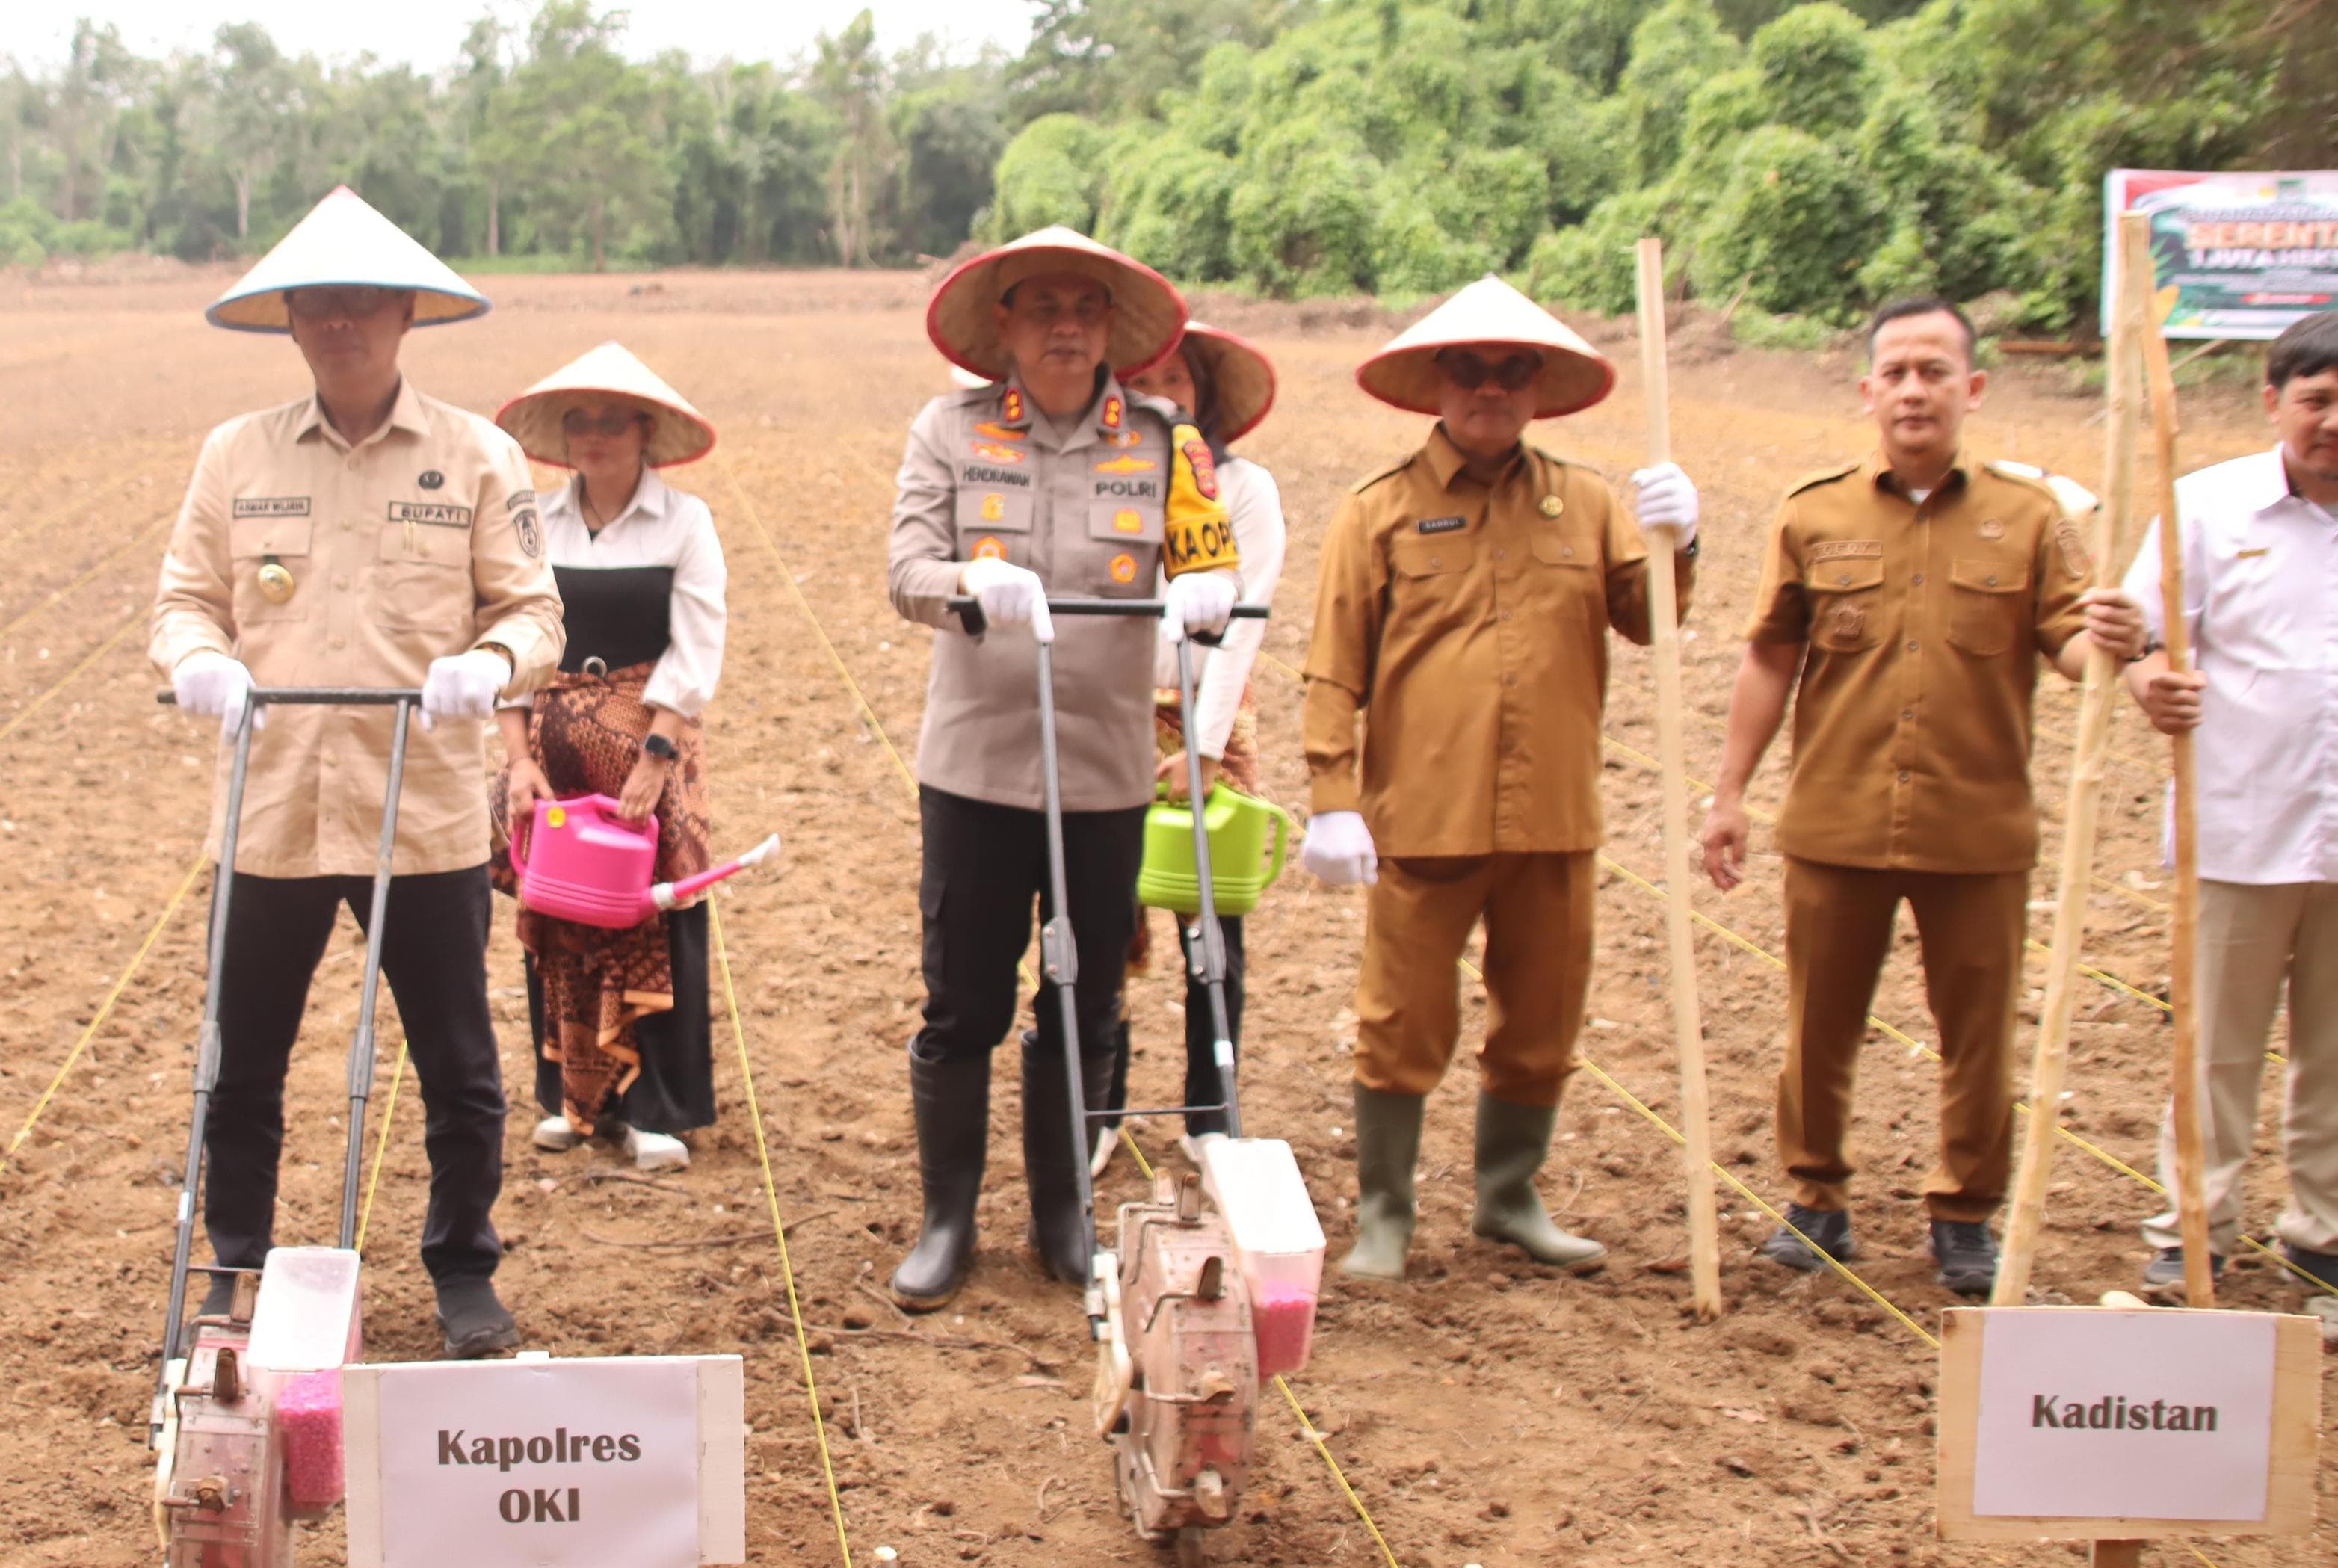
4, 1, 2329, 335
993, 0, 2331, 333
0, 1, 1008, 271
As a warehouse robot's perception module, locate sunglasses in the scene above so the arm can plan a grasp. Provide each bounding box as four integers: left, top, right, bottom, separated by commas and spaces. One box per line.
287, 285, 404, 322
1437, 350, 1544, 392
561, 408, 647, 438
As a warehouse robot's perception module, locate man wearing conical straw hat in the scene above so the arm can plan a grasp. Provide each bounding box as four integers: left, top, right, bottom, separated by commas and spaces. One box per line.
1299, 274, 1701, 1282
886, 226, 1243, 1309
149, 186, 564, 1356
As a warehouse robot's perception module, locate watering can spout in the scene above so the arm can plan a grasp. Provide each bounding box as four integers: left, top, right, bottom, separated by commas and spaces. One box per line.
651, 833, 782, 913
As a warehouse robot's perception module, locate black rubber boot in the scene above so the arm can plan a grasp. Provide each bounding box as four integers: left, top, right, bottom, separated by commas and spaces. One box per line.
434, 1277, 519, 1358
1023, 1029, 1111, 1285
889, 1046, 990, 1312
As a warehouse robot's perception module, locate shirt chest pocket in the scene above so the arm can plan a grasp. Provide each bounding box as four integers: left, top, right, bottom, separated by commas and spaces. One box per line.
1946, 557, 2029, 658
1074, 493, 1163, 596
374, 518, 472, 633
228, 514, 314, 623
1389, 538, 1475, 620
954, 481, 1035, 567
1805, 558, 1885, 652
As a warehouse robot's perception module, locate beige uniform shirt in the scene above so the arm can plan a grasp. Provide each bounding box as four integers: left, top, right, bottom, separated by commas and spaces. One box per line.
1743, 452, 2091, 874
888, 374, 1237, 813
1302, 425, 1691, 856
149, 380, 565, 877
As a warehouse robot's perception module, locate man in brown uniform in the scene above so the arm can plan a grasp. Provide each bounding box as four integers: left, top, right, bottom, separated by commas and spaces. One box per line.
1301, 276, 1700, 1281
1698, 297, 2144, 1295
152, 187, 564, 1354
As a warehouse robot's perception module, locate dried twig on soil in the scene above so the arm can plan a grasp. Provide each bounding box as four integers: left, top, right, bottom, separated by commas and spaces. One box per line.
555, 1170, 696, 1197
854, 1279, 913, 1325
581, 1209, 833, 1250
815, 1324, 1061, 1372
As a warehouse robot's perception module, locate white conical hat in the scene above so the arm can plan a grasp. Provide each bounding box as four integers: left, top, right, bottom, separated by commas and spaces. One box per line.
1356, 274, 1614, 419
494, 342, 717, 469
206, 185, 489, 333
927, 226, 1186, 380
1178, 322, 1277, 442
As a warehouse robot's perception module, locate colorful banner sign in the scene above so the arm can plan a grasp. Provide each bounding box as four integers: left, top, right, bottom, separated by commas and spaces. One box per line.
2103, 169, 2338, 339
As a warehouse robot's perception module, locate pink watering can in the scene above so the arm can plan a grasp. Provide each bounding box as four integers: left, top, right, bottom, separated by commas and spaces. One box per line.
511, 794, 780, 929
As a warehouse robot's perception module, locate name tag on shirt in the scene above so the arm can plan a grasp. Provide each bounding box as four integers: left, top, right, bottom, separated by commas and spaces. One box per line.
1417, 516, 1467, 535
387, 501, 474, 528
235, 496, 311, 518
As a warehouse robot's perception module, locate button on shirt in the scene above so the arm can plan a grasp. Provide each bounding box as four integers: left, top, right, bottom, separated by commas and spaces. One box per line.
2125, 446, 2338, 885
150, 380, 565, 877
533, 469, 727, 717
888, 373, 1236, 813
1302, 425, 1692, 856
1744, 452, 2091, 874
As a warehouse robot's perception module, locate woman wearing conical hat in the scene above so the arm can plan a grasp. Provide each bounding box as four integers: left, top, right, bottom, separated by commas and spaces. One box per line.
1295, 275, 1704, 1283
149, 185, 564, 1358
490, 343, 728, 1173
885, 226, 1245, 1309
1084, 323, 1286, 1179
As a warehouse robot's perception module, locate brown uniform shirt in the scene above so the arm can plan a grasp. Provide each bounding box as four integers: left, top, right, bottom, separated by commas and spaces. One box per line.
1302, 425, 1692, 856
150, 380, 565, 878
1745, 451, 2091, 874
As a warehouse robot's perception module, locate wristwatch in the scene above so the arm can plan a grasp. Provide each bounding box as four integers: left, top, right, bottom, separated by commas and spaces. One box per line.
2128, 635, 2161, 665
642, 733, 678, 761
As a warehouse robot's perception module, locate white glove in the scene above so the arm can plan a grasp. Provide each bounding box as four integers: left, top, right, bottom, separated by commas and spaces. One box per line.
1162, 570, 1239, 644
172, 651, 261, 740
1629, 461, 1700, 545
960, 556, 1052, 644
420, 648, 510, 732
1299, 809, 1378, 886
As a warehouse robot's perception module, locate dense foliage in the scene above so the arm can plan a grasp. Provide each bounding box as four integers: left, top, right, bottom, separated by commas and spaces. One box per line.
990, 0, 2325, 332
2, 0, 2325, 332
0, 3, 1007, 271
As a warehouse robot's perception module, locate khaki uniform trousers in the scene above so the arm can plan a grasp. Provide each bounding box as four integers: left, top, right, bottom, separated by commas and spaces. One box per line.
2142, 879, 2338, 1256
1778, 857, 2029, 1223
1354, 852, 1594, 1108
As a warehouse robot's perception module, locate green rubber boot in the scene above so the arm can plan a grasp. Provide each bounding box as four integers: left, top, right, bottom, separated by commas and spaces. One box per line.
1338, 1084, 1425, 1282
1471, 1093, 1606, 1273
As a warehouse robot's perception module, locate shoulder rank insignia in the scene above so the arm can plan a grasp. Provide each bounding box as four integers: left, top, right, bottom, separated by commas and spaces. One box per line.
1001, 386, 1025, 425
1101, 394, 1123, 430
1785, 459, 1861, 498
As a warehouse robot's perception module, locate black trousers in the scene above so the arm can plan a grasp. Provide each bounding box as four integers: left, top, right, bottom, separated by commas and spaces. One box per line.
529, 904, 715, 1135
1103, 913, 1247, 1138
206, 865, 505, 1283
914, 786, 1147, 1065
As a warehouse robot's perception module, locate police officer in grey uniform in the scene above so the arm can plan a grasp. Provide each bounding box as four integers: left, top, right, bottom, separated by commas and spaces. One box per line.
886, 227, 1242, 1309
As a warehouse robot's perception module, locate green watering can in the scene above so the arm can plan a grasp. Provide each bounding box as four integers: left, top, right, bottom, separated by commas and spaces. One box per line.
1138, 784, 1293, 916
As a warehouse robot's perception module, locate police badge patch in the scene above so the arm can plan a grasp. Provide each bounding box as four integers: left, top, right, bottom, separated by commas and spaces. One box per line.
514, 506, 542, 559
2054, 515, 2091, 580
419, 469, 445, 490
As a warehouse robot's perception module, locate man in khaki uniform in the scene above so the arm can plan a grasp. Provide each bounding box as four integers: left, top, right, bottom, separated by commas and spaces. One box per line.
1699, 297, 2144, 1295
151, 187, 564, 1354
886, 228, 1240, 1309
1300, 275, 1700, 1281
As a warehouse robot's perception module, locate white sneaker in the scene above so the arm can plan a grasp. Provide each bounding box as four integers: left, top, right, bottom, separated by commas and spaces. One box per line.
1179, 1131, 1228, 1166
1089, 1126, 1120, 1181
624, 1126, 690, 1171
532, 1115, 579, 1152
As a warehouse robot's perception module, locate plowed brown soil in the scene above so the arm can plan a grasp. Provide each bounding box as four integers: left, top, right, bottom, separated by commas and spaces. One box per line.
0, 267, 2325, 1567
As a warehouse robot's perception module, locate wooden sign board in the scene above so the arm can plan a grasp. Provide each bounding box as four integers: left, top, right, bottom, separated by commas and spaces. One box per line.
1937, 1307, 2320, 1542
343, 1354, 746, 1567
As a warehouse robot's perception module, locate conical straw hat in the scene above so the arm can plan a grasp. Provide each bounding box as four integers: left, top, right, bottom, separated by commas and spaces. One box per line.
1177, 321, 1277, 442
206, 185, 489, 333
494, 342, 718, 469
1356, 274, 1614, 419
949, 365, 993, 391
928, 226, 1186, 380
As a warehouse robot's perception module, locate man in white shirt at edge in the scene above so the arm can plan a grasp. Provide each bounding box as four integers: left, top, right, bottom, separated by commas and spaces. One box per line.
2125, 310, 2338, 1302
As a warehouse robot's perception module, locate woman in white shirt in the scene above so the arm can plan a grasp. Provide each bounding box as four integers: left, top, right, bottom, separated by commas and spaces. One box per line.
1094, 323, 1286, 1170
490, 342, 729, 1170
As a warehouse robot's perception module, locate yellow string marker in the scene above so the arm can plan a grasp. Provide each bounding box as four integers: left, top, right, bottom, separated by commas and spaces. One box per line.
1, 851, 206, 1174
712, 899, 856, 1568
0, 510, 174, 640
0, 611, 141, 744
354, 1041, 410, 1255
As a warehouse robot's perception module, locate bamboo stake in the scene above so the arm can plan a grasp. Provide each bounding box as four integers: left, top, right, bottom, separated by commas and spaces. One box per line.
1990, 217, 2147, 1303
2131, 215, 2217, 1309
1634, 236, 1722, 1322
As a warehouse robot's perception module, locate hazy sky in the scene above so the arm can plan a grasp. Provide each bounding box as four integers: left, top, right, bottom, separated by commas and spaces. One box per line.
2, 2, 1035, 72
